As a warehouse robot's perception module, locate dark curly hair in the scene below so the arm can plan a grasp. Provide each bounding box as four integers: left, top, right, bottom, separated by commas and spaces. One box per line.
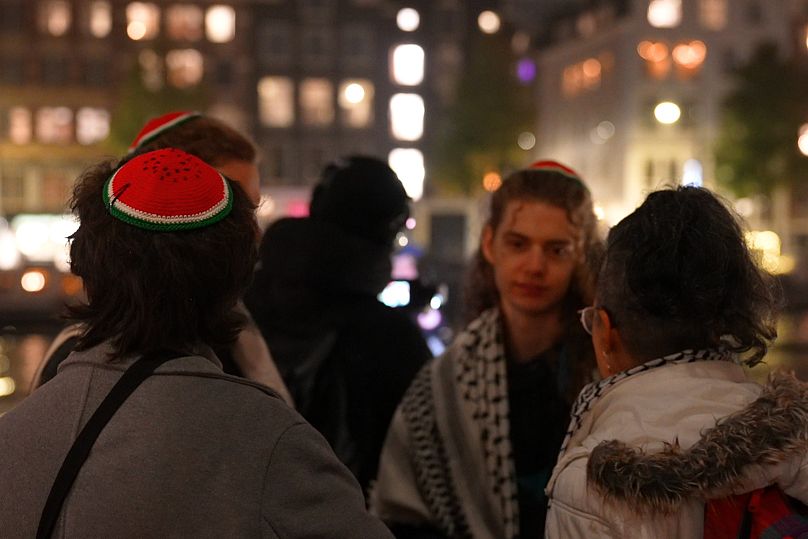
66, 156, 258, 359
597, 186, 781, 365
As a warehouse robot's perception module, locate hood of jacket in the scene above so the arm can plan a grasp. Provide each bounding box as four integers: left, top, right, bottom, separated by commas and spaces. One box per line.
587, 371, 808, 513
244, 216, 392, 333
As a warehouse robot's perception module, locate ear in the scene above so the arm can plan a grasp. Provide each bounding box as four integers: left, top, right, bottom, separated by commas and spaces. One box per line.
481, 225, 495, 265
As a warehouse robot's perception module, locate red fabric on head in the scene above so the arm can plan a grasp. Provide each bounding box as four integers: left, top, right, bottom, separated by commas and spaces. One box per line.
128, 111, 201, 152
528, 160, 581, 179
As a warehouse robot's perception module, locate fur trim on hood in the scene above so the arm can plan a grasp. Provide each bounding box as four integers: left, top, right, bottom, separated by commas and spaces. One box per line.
587, 371, 808, 514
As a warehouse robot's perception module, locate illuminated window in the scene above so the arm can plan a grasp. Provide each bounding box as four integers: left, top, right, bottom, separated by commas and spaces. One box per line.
561, 56, 604, 97
9, 107, 32, 144
258, 76, 295, 127
300, 78, 334, 126
389, 93, 424, 141
167, 4, 203, 41
388, 148, 424, 201
76, 107, 109, 145
637, 40, 672, 80
166, 49, 204, 88
206, 5, 235, 43
700, 0, 727, 30
36, 107, 73, 144
647, 0, 681, 28
672, 40, 707, 78
391, 44, 425, 86
127, 2, 160, 40
338, 79, 374, 128
39, 0, 71, 36
89, 1, 112, 37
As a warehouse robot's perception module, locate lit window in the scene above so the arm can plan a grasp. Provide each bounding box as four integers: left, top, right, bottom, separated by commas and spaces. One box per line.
647, 0, 681, 28
654, 101, 681, 124
672, 40, 707, 77
127, 2, 160, 41
9, 107, 32, 144
700, 0, 727, 30
300, 78, 334, 126
167, 4, 203, 41
76, 107, 109, 145
36, 107, 73, 144
397, 8, 420, 31
206, 5, 235, 43
166, 49, 204, 88
391, 44, 425, 86
89, 1, 112, 37
389, 93, 424, 141
637, 40, 672, 80
40, 0, 71, 36
338, 79, 374, 128
258, 77, 295, 127
561, 57, 604, 97
388, 148, 424, 201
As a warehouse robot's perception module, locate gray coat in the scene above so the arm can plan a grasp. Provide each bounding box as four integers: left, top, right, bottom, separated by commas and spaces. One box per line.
0, 342, 393, 538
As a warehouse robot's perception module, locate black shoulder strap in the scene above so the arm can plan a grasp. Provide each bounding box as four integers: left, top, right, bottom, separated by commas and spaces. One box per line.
36, 350, 179, 539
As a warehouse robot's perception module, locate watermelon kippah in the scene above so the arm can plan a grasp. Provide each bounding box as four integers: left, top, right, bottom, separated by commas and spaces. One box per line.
104, 148, 233, 231
529, 160, 582, 181
127, 111, 201, 153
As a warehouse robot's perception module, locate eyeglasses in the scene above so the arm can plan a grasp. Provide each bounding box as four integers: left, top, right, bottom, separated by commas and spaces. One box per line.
578, 306, 598, 335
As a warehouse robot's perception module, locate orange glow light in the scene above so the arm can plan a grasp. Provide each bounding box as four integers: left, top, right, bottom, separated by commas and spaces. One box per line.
483, 172, 502, 192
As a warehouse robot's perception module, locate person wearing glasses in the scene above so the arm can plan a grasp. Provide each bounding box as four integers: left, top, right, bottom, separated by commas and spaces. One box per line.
371, 161, 603, 539
545, 186, 808, 537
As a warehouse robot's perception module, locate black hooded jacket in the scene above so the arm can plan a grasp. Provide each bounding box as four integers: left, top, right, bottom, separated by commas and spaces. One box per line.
244, 217, 432, 491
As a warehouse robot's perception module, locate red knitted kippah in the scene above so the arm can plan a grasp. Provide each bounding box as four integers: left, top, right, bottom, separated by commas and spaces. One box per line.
103, 148, 233, 231
529, 160, 582, 181
127, 111, 201, 152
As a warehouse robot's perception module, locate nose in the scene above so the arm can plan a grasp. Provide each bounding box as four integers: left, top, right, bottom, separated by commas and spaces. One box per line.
525, 246, 547, 274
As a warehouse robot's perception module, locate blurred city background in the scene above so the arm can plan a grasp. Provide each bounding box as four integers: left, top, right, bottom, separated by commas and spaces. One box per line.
1, 0, 807, 413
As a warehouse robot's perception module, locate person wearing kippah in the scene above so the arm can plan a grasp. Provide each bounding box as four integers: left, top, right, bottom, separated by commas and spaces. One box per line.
243, 156, 433, 497
371, 162, 604, 539
31, 112, 292, 406
0, 149, 393, 537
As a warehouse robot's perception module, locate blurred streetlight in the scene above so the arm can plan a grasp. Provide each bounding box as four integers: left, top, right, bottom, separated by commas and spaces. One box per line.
654, 101, 681, 124
478, 11, 501, 34
396, 8, 420, 32
799, 123, 808, 157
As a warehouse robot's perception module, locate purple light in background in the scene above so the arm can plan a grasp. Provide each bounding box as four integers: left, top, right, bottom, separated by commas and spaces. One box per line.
516, 58, 536, 83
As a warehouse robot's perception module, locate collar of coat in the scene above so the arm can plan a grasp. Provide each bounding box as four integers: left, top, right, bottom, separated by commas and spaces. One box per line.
587, 371, 808, 513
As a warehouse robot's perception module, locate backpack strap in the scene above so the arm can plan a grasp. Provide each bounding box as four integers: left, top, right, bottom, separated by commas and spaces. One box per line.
36, 350, 181, 539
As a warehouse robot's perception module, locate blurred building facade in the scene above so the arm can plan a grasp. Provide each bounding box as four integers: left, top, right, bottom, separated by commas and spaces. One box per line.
532, 0, 808, 241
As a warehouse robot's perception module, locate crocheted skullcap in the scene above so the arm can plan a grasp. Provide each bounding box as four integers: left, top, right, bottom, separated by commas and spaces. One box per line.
104, 148, 233, 231
127, 111, 201, 153
529, 160, 582, 181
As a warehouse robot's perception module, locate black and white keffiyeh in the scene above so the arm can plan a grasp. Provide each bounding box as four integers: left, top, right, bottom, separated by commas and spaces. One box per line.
558, 347, 738, 457
400, 308, 519, 539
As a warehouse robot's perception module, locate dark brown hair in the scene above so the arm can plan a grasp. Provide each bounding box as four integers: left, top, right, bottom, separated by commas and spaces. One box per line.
598, 186, 781, 365
136, 115, 257, 167
66, 157, 258, 358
